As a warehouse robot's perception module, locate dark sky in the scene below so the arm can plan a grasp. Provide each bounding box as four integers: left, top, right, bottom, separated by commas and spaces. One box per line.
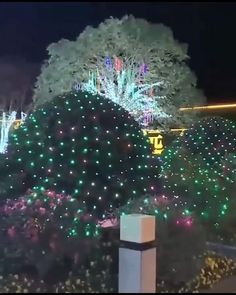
0, 2, 236, 103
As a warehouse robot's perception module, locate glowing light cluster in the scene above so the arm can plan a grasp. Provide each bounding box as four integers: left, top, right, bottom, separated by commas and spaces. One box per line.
0, 111, 26, 154
0, 111, 17, 154
76, 56, 171, 128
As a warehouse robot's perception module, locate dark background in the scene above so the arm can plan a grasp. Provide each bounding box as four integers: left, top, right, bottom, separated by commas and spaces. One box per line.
0, 2, 236, 104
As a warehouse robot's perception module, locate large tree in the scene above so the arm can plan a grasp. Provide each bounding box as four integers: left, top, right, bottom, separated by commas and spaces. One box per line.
33, 15, 205, 129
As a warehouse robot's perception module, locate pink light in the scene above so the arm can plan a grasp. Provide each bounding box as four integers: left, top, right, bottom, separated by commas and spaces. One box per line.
114, 57, 122, 72
186, 220, 192, 226
39, 207, 46, 215
98, 218, 118, 228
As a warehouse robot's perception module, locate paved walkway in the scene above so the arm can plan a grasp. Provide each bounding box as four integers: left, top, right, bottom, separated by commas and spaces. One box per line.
201, 276, 236, 293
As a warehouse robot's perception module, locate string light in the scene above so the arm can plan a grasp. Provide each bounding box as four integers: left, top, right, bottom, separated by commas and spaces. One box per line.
0, 90, 158, 220
0, 111, 27, 154
76, 56, 169, 127
161, 117, 236, 239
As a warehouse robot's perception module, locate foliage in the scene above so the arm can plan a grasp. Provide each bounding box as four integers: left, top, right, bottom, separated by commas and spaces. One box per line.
160, 117, 236, 241
33, 15, 205, 129
0, 274, 47, 293
182, 252, 236, 292
118, 194, 206, 286
157, 252, 236, 293
0, 252, 235, 293
0, 189, 119, 291
0, 189, 99, 277
0, 90, 158, 219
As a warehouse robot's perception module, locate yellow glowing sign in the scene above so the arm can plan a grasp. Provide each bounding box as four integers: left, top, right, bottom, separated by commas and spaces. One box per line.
13, 119, 22, 129
0, 119, 22, 129
143, 128, 187, 155
143, 129, 164, 155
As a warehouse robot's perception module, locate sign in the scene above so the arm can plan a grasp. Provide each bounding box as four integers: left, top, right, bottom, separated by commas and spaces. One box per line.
13, 120, 22, 129
143, 129, 164, 155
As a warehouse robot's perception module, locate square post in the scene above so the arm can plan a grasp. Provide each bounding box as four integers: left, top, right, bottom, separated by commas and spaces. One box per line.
118, 214, 156, 293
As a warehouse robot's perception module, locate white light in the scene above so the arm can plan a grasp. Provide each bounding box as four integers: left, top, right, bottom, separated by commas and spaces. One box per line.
0, 111, 18, 153
79, 60, 170, 128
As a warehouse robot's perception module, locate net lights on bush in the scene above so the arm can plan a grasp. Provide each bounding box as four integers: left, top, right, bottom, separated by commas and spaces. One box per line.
1, 189, 99, 239
161, 117, 236, 227
1, 91, 158, 220
119, 193, 195, 229
75, 56, 170, 128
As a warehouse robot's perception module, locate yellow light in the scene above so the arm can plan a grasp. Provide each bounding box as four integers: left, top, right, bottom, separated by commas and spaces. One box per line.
143, 130, 164, 155
180, 103, 236, 111
170, 128, 188, 133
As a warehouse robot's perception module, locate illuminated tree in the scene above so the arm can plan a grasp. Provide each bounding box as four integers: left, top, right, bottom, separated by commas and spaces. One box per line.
161, 117, 236, 240
0, 111, 26, 154
79, 59, 170, 127
0, 56, 38, 154
0, 90, 158, 219
34, 15, 205, 129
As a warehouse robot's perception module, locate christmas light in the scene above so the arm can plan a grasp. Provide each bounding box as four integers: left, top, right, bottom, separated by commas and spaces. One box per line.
0, 111, 27, 154
0, 90, 158, 220
75, 56, 170, 128
161, 117, 236, 241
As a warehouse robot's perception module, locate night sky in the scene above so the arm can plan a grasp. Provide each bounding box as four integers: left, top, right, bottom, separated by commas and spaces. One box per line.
1, 2, 236, 103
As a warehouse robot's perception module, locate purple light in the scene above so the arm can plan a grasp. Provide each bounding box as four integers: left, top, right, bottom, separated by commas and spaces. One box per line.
105, 56, 112, 70
139, 63, 148, 75
74, 83, 80, 91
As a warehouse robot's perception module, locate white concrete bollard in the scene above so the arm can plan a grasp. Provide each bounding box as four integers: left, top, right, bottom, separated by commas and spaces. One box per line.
118, 214, 156, 293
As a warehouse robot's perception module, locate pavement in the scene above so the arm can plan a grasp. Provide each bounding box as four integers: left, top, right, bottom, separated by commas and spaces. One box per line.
206, 242, 236, 260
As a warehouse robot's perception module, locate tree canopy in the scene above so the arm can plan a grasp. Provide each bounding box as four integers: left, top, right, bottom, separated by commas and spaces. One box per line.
34, 15, 205, 129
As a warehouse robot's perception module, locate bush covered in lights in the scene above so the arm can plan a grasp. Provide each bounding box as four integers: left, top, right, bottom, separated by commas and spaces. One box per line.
161, 117, 236, 241
118, 194, 206, 286
0, 189, 99, 278
0, 91, 158, 218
